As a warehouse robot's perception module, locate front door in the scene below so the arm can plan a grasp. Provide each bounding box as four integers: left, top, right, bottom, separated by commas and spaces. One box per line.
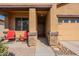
37, 16, 46, 37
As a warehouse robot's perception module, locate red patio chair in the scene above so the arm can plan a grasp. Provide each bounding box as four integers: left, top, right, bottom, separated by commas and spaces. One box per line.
5, 30, 15, 41
19, 31, 28, 41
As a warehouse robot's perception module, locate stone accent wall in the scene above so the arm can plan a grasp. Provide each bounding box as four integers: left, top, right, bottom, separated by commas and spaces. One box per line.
49, 32, 58, 46
28, 36, 37, 46
28, 32, 37, 46
49, 36, 58, 46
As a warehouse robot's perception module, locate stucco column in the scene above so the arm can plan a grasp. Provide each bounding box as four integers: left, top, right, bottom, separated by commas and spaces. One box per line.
28, 8, 37, 46
49, 4, 58, 46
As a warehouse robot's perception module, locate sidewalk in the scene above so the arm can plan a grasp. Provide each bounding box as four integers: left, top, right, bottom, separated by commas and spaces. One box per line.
35, 38, 55, 56
60, 40, 79, 55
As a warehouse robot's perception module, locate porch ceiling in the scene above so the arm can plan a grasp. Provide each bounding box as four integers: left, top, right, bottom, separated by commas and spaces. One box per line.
37, 11, 48, 16
8, 11, 29, 13
0, 3, 50, 16
8, 10, 48, 16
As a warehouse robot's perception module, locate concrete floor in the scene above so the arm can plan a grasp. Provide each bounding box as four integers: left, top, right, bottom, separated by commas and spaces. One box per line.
60, 40, 79, 55
35, 38, 55, 56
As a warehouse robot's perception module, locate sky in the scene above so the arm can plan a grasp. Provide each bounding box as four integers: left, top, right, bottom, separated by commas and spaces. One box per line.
0, 15, 5, 20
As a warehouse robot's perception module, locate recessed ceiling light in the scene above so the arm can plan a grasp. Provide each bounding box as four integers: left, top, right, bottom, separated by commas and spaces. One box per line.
40, 14, 43, 16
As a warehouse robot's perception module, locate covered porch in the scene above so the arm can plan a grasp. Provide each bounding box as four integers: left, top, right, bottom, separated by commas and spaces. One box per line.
0, 4, 58, 47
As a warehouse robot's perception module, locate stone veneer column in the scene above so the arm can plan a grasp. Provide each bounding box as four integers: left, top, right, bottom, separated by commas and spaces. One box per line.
49, 4, 58, 46
28, 8, 37, 46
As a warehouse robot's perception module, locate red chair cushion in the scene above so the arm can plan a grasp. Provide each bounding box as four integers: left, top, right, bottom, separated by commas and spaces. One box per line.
5, 30, 15, 40
24, 31, 28, 38
20, 31, 28, 41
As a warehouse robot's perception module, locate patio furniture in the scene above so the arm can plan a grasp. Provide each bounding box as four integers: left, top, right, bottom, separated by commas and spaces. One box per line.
5, 30, 15, 41
19, 31, 28, 41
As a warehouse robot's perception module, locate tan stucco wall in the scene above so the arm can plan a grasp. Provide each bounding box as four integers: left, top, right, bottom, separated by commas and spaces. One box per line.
29, 8, 37, 32
57, 3, 79, 40
57, 3, 79, 15
50, 4, 58, 32
46, 11, 50, 38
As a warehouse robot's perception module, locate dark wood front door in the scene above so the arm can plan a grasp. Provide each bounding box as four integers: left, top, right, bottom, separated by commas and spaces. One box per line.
38, 16, 46, 37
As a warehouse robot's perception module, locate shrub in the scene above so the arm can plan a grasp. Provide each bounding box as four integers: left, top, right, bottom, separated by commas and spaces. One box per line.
0, 43, 9, 56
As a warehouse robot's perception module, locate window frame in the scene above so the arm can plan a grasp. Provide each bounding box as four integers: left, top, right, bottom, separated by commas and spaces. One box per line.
76, 19, 79, 23
70, 19, 75, 23
15, 17, 28, 31
64, 19, 69, 23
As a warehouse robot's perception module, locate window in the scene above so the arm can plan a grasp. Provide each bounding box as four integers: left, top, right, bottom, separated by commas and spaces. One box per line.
77, 19, 79, 23
22, 18, 28, 31
58, 17, 79, 23
15, 17, 28, 31
15, 18, 21, 30
58, 19, 63, 23
71, 19, 75, 23
64, 19, 69, 23
0, 15, 6, 28
58, 18, 63, 24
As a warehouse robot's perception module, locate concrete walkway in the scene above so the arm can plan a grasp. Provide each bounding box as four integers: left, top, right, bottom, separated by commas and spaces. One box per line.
35, 38, 55, 56
7, 38, 55, 56
60, 40, 79, 55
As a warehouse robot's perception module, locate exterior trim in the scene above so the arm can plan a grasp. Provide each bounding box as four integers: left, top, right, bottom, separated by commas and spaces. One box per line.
57, 15, 79, 17
48, 32, 58, 36
28, 32, 37, 36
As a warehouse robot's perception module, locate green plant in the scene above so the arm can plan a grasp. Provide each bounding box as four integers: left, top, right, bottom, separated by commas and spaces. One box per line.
0, 43, 9, 56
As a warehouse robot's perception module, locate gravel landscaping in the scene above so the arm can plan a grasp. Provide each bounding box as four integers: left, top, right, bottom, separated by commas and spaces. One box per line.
7, 42, 36, 56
